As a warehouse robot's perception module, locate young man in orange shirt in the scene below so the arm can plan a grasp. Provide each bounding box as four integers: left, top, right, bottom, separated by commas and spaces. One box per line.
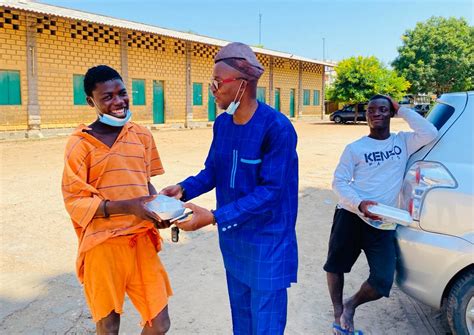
62, 65, 172, 334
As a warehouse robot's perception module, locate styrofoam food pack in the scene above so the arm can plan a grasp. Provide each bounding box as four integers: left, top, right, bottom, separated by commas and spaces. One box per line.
367, 204, 412, 226
146, 194, 185, 220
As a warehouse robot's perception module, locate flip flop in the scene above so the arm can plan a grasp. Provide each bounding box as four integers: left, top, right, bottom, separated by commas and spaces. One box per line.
332, 322, 364, 335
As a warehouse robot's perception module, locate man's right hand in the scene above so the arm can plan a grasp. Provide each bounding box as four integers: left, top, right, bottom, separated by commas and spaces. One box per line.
358, 200, 382, 220
159, 185, 183, 199
124, 195, 162, 222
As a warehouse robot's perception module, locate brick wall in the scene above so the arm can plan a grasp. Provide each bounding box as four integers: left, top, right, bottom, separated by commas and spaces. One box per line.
301, 63, 324, 116
0, 8, 28, 131
128, 34, 187, 123
273, 58, 300, 117
0, 7, 327, 131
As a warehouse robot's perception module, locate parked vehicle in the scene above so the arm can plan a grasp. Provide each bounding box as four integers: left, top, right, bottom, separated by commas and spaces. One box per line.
388, 91, 473, 335
329, 103, 367, 123
399, 94, 433, 116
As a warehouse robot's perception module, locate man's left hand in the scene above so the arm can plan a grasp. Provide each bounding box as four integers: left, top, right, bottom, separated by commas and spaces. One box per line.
387, 96, 400, 114
175, 203, 214, 231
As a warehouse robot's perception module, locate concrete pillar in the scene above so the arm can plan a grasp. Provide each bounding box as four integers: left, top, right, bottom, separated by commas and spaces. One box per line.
25, 14, 42, 138
119, 29, 129, 88
297, 61, 303, 118
321, 65, 326, 120
185, 41, 192, 128
268, 57, 274, 107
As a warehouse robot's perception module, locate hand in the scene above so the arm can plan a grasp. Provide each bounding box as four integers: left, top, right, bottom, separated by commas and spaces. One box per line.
122, 195, 163, 224
358, 200, 382, 221
159, 184, 183, 199
387, 96, 400, 114
175, 203, 214, 231
154, 219, 172, 230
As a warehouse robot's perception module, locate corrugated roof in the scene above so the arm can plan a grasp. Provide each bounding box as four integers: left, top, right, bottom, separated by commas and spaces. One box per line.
1, 0, 335, 67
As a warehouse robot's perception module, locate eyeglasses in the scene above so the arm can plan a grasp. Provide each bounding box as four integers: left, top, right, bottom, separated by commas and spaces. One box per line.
367, 106, 391, 115
210, 77, 246, 91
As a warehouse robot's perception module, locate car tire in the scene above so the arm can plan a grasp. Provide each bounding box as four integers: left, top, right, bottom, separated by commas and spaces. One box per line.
334, 116, 343, 124
446, 269, 474, 335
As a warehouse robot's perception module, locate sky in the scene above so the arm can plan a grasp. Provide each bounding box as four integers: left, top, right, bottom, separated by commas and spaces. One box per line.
40, 0, 473, 66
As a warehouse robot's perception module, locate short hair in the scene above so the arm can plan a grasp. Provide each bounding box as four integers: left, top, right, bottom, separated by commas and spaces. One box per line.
369, 94, 395, 115
83, 65, 123, 97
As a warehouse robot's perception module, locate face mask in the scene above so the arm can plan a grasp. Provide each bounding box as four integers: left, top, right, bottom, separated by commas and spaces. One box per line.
225, 80, 246, 115
91, 98, 132, 127
99, 110, 132, 127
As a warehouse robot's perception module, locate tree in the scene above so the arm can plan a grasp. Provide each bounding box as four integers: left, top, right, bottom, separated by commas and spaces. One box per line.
392, 17, 474, 96
327, 56, 410, 121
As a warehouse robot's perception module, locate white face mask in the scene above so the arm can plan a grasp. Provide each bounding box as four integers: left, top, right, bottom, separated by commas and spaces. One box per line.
91, 98, 132, 127
225, 80, 246, 115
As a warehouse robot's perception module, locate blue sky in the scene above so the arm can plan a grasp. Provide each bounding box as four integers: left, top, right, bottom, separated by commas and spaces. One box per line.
41, 0, 472, 66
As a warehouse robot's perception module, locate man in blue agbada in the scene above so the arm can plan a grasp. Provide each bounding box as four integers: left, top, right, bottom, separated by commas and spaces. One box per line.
160, 42, 299, 335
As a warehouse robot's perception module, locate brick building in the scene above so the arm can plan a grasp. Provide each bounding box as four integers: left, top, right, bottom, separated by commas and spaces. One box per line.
0, 0, 333, 137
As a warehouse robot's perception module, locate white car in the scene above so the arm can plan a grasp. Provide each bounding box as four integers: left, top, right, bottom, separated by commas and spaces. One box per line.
392, 91, 474, 335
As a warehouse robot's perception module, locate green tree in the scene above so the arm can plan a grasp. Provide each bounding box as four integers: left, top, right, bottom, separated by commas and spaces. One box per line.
328, 56, 409, 103
327, 56, 409, 122
392, 17, 474, 96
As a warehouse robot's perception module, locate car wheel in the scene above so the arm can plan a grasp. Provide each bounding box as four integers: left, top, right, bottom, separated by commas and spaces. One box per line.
447, 269, 474, 335
334, 116, 343, 124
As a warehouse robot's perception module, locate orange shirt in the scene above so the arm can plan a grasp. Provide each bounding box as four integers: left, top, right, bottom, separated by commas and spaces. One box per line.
62, 122, 164, 282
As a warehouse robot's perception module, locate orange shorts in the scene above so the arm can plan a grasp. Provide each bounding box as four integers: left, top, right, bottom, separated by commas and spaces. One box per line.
83, 232, 173, 325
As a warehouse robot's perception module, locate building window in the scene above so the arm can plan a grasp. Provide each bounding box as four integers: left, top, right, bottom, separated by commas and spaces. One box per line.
193, 82, 203, 105
0, 70, 21, 105
303, 89, 311, 106
313, 90, 320, 106
73, 74, 87, 105
132, 79, 146, 105
257, 87, 266, 103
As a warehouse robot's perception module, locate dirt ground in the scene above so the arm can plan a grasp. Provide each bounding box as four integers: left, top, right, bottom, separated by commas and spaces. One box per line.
0, 119, 450, 334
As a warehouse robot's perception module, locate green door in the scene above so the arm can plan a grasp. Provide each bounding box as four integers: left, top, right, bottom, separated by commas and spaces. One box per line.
289, 89, 295, 117
208, 85, 216, 121
257, 87, 266, 103
153, 80, 164, 124
274, 88, 281, 111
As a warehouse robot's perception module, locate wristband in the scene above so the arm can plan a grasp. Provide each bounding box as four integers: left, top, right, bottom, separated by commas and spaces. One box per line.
210, 209, 217, 225
177, 183, 186, 200
103, 199, 110, 218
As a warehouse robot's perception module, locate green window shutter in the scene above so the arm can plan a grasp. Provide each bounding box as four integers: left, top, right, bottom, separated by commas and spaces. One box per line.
132, 79, 146, 105
193, 82, 203, 105
73, 74, 87, 105
257, 87, 266, 103
313, 90, 320, 105
303, 89, 310, 105
0, 70, 21, 105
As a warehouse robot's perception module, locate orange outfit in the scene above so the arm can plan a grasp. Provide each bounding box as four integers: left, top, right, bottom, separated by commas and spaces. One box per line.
62, 122, 172, 324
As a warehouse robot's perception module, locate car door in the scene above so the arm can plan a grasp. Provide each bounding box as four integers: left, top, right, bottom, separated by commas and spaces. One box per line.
357, 104, 367, 121
343, 105, 355, 121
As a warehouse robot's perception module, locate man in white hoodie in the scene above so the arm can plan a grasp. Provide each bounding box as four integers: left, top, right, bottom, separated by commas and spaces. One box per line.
324, 95, 438, 334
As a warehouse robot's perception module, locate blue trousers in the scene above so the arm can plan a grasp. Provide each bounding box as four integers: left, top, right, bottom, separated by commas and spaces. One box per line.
226, 271, 288, 335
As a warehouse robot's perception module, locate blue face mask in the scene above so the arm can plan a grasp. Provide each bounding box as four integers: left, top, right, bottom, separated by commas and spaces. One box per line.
225, 80, 246, 115
91, 99, 132, 127
98, 110, 132, 127
225, 101, 240, 116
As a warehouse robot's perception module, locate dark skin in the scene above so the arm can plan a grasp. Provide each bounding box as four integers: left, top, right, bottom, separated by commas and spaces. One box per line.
160, 62, 260, 231
328, 96, 399, 334
86, 79, 171, 334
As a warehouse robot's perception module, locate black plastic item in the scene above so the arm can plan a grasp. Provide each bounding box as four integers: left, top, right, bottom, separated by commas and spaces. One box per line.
171, 226, 179, 243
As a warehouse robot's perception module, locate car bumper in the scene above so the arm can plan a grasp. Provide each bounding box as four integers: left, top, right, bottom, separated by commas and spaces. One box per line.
395, 225, 474, 309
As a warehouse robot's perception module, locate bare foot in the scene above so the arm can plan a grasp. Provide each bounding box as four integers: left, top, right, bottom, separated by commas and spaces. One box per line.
340, 299, 355, 332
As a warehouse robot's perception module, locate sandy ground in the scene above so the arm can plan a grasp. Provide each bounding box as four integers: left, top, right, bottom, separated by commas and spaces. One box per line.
0, 119, 451, 334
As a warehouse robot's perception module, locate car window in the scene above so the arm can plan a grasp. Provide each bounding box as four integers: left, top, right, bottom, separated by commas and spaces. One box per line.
425, 102, 456, 130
